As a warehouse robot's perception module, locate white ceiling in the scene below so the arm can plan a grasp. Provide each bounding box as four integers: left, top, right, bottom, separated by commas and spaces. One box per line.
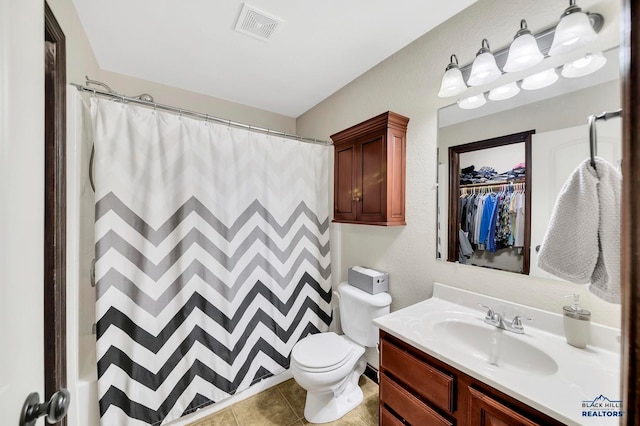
72, 0, 477, 117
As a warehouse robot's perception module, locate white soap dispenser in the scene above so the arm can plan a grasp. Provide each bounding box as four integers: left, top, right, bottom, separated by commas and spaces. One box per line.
563, 294, 591, 349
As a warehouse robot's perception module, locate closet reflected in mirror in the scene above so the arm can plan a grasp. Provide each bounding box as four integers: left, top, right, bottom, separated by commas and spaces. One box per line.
448, 132, 532, 274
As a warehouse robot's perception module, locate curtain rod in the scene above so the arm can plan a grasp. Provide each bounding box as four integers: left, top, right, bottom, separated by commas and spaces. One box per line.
71, 82, 331, 146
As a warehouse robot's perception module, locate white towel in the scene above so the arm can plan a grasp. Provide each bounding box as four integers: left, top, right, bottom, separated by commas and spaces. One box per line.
538, 157, 621, 304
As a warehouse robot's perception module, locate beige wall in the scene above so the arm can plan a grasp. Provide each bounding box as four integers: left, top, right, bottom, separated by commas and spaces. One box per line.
98, 70, 296, 133
297, 0, 622, 330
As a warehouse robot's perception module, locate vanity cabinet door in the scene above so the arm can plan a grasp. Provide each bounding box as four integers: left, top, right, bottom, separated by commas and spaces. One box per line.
468, 387, 542, 426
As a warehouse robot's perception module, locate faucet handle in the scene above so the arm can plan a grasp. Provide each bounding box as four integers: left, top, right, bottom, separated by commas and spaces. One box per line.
511, 315, 532, 330
478, 303, 494, 319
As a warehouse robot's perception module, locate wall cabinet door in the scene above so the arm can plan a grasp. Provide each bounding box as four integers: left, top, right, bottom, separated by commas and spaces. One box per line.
334, 141, 358, 221
358, 131, 387, 223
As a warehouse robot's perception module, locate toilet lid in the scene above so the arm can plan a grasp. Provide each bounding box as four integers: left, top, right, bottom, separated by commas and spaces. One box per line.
292, 332, 353, 370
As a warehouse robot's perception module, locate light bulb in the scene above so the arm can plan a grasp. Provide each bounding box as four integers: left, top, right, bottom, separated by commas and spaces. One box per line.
468, 39, 502, 87
521, 68, 559, 90
561, 52, 607, 78
504, 20, 544, 73
458, 94, 487, 109
549, 1, 598, 56
488, 82, 520, 101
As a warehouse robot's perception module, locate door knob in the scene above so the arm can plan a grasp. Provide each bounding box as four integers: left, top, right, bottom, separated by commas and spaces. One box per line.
19, 389, 70, 426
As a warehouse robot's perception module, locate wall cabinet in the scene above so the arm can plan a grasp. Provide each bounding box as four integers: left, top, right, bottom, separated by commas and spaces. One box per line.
379, 331, 564, 426
330, 111, 409, 226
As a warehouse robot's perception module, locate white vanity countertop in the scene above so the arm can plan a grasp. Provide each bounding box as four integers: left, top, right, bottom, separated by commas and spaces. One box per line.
373, 283, 622, 426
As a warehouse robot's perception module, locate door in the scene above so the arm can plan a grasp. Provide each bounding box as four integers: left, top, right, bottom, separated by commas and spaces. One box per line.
530, 122, 621, 279
0, 1, 69, 424
0, 0, 46, 423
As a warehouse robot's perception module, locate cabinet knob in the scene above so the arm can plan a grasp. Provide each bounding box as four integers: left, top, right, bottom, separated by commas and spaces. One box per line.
353, 197, 360, 202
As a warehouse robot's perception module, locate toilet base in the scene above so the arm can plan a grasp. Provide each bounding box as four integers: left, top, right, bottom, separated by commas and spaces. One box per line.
303, 378, 364, 424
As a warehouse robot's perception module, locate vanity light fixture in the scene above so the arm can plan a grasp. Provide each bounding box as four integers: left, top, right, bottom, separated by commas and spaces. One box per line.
561, 52, 607, 78
438, 54, 467, 98
458, 93, 487, 109
521, 68, 559, 90
548, 0, 598, 56
468, 39, 502, 87
488, 82, 520, 101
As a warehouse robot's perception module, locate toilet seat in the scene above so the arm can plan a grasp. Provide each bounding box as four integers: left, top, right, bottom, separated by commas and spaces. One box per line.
292, 332, 354, 373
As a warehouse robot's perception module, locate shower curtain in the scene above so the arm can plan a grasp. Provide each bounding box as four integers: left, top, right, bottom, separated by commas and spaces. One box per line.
92, 98, 332, 425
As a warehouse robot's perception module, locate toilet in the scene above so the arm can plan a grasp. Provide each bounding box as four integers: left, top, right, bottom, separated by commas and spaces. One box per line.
290, 282, 392, 423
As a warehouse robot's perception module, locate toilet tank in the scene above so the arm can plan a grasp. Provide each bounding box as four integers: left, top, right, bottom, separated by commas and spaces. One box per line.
338, 282, 392, 347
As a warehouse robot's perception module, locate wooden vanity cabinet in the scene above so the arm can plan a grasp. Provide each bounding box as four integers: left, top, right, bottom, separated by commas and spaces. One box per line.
379, 331, 565, 426
330, 111, 409, 226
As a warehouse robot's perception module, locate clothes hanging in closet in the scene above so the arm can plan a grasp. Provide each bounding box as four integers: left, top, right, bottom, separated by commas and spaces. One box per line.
459, 186, 525, 254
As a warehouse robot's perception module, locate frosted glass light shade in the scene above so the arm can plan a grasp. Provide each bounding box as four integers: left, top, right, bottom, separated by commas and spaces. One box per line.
468, 52, 501, 86
468, 39, 501, 87
504, 33, 544, 73
488, 82, 520, 101
521, 68, 559, 90
438, 67, 467, 97
549, 10, 597, 56
458, 94, 487, 110
561, 52, 606, 78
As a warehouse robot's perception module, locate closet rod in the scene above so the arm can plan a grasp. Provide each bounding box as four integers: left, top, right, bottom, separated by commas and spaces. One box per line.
588, 108, 622, 168
71, 82, 331, 146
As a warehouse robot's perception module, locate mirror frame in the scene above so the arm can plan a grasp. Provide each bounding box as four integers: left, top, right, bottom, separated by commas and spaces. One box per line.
621, 0, 639, 421
447, 130, 533, 274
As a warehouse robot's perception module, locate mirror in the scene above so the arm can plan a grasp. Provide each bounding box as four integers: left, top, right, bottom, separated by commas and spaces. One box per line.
436, 8, 622, 279
446, 131, 532, 274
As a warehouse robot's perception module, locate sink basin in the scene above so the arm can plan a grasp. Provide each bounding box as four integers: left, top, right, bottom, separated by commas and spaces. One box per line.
433, 319, 558, 376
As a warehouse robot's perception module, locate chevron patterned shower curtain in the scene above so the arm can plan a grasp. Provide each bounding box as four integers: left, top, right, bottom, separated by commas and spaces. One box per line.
91, 98, 332, 425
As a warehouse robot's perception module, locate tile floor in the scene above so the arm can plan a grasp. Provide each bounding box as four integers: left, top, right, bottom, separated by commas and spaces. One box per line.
188, 376, 379, 426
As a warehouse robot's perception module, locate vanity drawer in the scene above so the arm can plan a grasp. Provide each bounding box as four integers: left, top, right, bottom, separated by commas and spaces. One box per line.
381, 338, 455, 413
380, 406, 405, 426
380, 374, 454, 426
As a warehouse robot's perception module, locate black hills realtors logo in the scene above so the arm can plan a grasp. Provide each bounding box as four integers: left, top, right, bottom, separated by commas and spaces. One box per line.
582, 395, 623, 418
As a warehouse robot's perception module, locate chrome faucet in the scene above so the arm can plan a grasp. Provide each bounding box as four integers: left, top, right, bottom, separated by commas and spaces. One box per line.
478, 304, 532, 334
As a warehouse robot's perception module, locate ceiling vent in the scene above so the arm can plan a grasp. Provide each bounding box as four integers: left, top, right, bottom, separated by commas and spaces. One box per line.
234, 4, 283, 42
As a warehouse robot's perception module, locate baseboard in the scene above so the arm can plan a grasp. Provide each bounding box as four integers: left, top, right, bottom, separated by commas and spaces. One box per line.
364, 363, 378, 384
